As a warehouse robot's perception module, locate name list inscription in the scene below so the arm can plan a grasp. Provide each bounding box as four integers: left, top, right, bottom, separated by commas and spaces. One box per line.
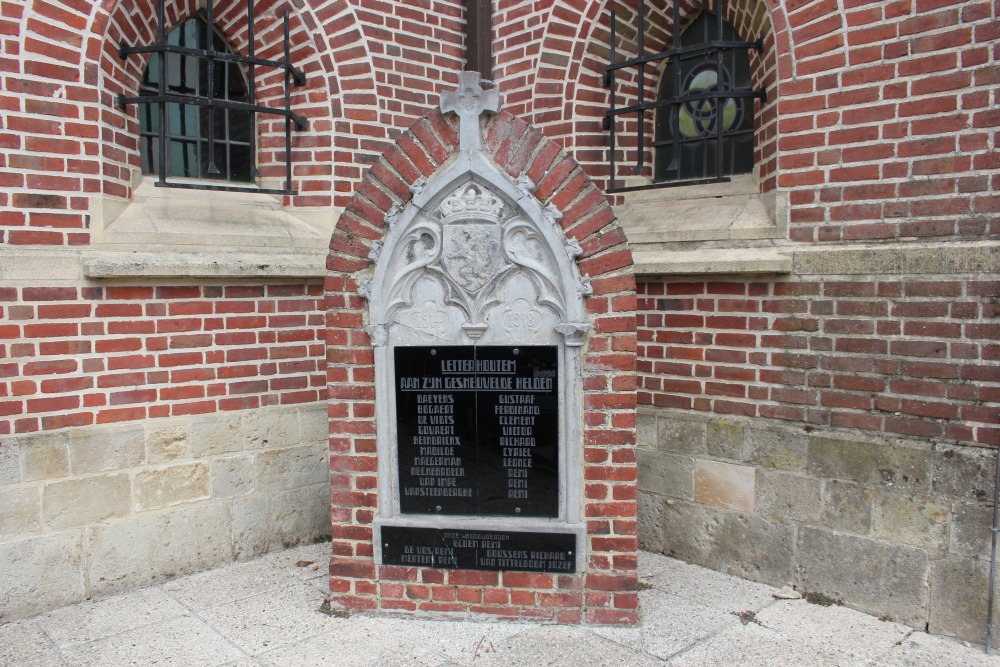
381, 526, 576, 573
395, 346, 559, 517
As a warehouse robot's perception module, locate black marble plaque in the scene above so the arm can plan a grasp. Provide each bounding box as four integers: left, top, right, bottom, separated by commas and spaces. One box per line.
394, 345, 559, 517
381, 526, 576, 572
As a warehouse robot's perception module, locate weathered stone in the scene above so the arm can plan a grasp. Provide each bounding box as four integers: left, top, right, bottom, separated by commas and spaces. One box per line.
932, 444, 995, 505
795, 527, 928, 628
706, 419, 744, 461
19, 432, 69, 482
822, 480, 873, 535
657, 415, 706, 456
133, 463, 210, 511
86, 504, 233, 596
694, 459, 754, 512
68, 426, 144, 474
211, 455, 255, 498
949, 503, 991, 561
0, 487, 41, 538
0, 532, 85, 623
636, 412, 657, 450
873, 491, 950, 554
743, 426, 808, 471
0, 440, 19, 486
808, 435, 931, 493
255, 444, 328, 493
662, 500, 794, 586
43, 474, 131, 530
145, 420, 191, 464
242, 410, 298, 451
755, 470, 822, 523
637, 491, 664, 552
298, 405, 328, 443
232, 485, 330, 559
928, 558, 998, 643
189, 412, 244, 457
638, 449, 694, 500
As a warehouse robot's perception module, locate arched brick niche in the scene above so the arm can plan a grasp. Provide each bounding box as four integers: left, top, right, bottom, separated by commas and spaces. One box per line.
326, 84, 639, 624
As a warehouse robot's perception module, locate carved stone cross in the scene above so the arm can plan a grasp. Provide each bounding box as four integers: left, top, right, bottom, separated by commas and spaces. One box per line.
440, 71, 500, 152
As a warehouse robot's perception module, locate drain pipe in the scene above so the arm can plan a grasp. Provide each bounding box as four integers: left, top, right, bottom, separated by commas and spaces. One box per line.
987, 447, 1000, 653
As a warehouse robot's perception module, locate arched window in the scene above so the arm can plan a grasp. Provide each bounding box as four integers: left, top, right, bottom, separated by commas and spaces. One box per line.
653, 12, 756, 183
138, 15, 252, 182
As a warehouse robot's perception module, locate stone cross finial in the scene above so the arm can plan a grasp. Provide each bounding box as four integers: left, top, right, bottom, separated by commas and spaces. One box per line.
440, 71, 500, 152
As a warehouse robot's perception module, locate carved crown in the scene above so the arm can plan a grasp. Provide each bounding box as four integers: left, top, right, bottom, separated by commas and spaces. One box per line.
439, 185, 505, 224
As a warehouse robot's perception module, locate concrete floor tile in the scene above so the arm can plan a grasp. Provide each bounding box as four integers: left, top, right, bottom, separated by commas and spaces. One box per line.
59, 615, 245, 667
255, 617, 454, 667
35, 587, 188, 648
871, 632, 1000, 667
667, 621, 849, 667
472, 625, 664, 667
198, 582, 332, 655
260, 541, 330, 579
0, 620, 66, 667
639, 553, 778, 612
755, 599, 910, 663
356, 616, 533, 666
162, 557, 301, 611
594, 589, 738, 660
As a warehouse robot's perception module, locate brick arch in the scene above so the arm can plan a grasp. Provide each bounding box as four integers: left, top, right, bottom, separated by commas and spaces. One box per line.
326, 106, 639, 622
93, 0, 355, 206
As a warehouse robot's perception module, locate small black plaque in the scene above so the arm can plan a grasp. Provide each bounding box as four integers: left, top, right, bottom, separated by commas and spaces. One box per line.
381, 526, 576, 572
394, 345, 559, 517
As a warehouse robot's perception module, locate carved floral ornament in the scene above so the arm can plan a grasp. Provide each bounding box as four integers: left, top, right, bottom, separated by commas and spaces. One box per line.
362, 73, 591, 347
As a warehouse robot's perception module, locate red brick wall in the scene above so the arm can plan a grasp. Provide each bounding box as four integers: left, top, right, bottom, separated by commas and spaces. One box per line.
637, 277, 1000, 448
326, 108, 639, 623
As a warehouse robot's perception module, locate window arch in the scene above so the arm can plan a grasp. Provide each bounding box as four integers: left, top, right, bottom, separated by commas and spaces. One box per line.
138, 15, 253, 183
653, 12, 755, 183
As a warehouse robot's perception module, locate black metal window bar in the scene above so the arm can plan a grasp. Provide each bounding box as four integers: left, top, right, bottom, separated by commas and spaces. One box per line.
602, 0, 766, 194
118, 0, 307, 196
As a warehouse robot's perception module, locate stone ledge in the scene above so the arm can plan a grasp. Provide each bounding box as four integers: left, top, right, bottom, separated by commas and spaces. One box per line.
82, 249, 328, 279
791, 240, 1000, 276
631, 248, 793, 276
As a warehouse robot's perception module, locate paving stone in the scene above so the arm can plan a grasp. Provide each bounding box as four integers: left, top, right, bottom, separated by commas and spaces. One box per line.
638, 550, 777, 612
872, 631, 1000, 667
354, 616, 529, 666
666, 619, 849, 666
35, 587, 187, 648
163, 556, 306, 611
474, 625, 662, 667
60, 615, 245, 667
0, 620, 65, 667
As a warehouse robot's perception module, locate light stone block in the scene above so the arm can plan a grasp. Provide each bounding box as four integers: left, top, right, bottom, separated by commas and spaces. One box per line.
232, 485, 330, 560
821, 480, 873, 535
0, 532, 85, 622
298, 405, 327, 443
694, 459, 754, 512
190, 412, 244, 457
18, 432, 70, 482
133, 463, 210, 511
86, 504, 233, 596
743, 425, 808, 471
950, 502, 991, 561
145, 420, 191, 464
242, 410, 299, 450
0, 487, 41, 538
43, 474, 131, 530
755, 470, 821, 523
637, 490, 664, 552
68, 426, 145, 474
873, 490, 950, 554
637, 449, 694, 500
932, 444, 996, 504
662, 500, 794, 586
0, 439, 21, 485
795, 526, 928, 628
808, 435, 931, 493
928, 557, 997, 643
211, 455, 256, 498
706, 418, 744, 460
657, 415, 707, 455
255, 444, 328, 493
636, 412, 657, 450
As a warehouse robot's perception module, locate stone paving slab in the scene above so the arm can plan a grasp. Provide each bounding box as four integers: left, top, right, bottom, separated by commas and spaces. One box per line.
2, 543, 999, 667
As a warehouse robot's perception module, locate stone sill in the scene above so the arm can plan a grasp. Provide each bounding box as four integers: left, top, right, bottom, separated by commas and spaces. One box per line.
632, 248, 792, 276
82, 249, 328, 279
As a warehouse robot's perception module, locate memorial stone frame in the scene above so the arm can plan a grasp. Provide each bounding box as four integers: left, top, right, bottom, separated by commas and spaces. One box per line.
326, 73, 639, 624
